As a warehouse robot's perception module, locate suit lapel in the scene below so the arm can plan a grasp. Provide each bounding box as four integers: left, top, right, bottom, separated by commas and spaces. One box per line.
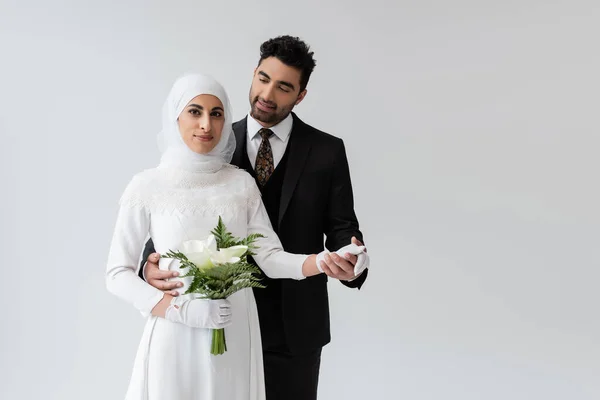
231, 117, 248, 168
279, 113, 311, 225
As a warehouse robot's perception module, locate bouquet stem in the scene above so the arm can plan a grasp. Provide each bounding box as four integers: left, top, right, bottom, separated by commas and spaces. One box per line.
211, 328, 227, 355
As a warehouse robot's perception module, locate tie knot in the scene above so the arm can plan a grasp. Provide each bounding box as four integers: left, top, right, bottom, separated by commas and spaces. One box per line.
259, 128, 274, 140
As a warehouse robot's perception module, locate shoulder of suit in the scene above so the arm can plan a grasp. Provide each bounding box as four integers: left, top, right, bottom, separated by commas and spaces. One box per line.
295, 117, 344, 147
232, 117, 246, 131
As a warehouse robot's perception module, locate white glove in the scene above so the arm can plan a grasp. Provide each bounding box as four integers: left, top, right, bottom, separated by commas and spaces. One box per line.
316, 243, 369, 277
165, 297, 232, 329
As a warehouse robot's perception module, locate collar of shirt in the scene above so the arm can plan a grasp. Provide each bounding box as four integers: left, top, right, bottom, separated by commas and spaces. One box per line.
246, 112, 293, 143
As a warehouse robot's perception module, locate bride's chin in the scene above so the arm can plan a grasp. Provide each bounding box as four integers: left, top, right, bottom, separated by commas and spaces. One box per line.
187, 144, 214, 155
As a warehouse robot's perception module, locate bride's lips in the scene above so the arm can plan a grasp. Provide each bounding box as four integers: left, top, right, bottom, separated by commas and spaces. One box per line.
256, 99, 276, 112
193, 134, 213, 142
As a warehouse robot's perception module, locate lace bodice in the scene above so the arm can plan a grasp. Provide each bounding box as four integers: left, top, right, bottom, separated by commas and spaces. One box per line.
119, 165, 261, 217
105, 164, 308, 317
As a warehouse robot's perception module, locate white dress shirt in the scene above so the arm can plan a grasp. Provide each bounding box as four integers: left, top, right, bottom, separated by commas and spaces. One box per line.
246, 112, 293, 169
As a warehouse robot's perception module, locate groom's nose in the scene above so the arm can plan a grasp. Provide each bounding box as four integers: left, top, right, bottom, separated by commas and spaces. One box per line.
261, 83, 276, 103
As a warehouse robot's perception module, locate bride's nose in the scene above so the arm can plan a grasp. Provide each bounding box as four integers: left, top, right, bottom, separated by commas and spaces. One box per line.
199, 115, 212, 132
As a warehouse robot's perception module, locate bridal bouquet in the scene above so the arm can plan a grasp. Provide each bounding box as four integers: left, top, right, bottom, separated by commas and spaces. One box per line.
162, 217, 266, 355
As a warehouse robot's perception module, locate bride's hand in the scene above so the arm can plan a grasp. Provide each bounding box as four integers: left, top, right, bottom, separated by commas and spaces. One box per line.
165, 297, 232, 329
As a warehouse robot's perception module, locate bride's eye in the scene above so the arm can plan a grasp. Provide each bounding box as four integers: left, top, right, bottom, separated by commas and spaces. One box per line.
189, 109, 201, 116
211, 111, 223, 118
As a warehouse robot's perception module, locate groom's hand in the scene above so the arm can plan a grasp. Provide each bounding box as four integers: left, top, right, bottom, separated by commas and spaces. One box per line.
320, 252, 357, 281
144, 253, 182, 296
351, 236, 365, 249
320, 237, 367, 281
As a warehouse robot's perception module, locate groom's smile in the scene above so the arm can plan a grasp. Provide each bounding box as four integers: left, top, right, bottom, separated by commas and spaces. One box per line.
255, 98, 277, 112
248, 56, 307, 127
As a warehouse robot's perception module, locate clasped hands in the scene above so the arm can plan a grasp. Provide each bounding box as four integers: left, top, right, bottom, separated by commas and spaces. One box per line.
315, 237, 369, 281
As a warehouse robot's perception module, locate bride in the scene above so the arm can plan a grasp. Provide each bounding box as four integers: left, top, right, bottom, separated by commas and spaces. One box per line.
105, 73, 362, 400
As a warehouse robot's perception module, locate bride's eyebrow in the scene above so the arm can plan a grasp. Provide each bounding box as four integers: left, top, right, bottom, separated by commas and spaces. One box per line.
187, 104, 224, 112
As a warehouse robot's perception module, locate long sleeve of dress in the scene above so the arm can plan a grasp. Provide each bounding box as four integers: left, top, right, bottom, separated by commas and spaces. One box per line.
245, 177, 308, 280
106, 177, 165, 316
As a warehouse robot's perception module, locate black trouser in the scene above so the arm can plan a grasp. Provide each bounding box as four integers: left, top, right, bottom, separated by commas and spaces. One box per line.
263, 348, 322, 400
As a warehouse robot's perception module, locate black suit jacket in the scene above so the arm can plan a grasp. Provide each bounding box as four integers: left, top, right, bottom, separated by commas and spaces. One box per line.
141, 112, 367, 354
232, 113, 367, 353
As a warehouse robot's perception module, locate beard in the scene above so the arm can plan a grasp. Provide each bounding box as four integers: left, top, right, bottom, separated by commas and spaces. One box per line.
249, 94, 294, 126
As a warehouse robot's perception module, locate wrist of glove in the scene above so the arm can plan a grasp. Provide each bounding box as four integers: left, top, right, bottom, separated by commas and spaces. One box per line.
165, 297, 232, 329
316, 243, 369, 278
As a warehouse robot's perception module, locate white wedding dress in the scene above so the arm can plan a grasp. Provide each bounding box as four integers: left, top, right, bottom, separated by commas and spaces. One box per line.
106, 164, 308, 400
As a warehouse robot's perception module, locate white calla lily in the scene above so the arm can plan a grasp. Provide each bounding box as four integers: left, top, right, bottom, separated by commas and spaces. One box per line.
220, 245, 248, 260
180, 238, 215, 269
180, 239, 206, 254
210, 245, 248, 265
205, 234, 218, 253
180, 235, 247, 267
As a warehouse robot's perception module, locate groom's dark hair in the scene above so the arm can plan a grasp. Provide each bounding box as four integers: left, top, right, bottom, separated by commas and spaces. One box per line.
258, 35, 316, 92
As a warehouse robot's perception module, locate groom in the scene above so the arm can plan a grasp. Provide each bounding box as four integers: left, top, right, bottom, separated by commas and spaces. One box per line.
141, 35, 368, 400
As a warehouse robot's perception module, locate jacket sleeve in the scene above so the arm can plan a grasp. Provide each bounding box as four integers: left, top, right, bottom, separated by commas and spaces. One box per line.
323, 139, 368, 289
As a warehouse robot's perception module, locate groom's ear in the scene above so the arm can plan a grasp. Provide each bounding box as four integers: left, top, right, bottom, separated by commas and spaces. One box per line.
295, 89, 307, 105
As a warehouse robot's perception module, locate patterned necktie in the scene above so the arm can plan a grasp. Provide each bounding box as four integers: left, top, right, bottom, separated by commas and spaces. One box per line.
255, 128, 275, 187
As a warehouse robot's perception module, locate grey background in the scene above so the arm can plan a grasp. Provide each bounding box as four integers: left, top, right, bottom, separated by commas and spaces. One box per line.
1, 0, 598, 399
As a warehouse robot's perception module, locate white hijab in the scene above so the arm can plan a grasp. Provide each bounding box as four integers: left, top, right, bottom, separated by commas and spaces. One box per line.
157, 73, 236, 173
